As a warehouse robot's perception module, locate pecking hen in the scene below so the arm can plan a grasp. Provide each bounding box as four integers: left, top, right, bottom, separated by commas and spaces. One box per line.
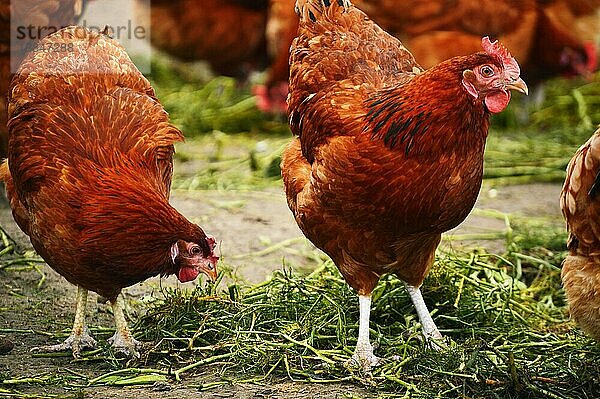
281, 0, 527, 370
560, 126, 600, 341
1, 26, 219, 358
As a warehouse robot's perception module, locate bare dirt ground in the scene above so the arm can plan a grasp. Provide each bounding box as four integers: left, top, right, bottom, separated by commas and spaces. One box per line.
0, 183, 563, 398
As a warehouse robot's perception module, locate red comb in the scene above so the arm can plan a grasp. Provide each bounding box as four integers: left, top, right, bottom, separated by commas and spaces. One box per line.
482, 37, 512, 62
481, 36, 520, 77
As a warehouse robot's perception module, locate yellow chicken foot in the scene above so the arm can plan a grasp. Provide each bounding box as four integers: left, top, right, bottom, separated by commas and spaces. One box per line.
108, 294, 141, 358
405, 283, 446, 350
347, 294, 382, 371
31, 286, 97, 358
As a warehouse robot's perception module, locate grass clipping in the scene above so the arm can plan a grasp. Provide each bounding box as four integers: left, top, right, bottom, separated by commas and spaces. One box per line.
135, 247, 599, 398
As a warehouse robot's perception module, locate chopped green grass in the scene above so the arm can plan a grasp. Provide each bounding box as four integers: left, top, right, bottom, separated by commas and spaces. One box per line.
148, 55, 288, 136
172, 132, 287, 191
131, 218, 598, 398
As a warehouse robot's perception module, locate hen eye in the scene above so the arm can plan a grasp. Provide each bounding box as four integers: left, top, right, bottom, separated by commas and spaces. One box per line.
190, 245, 201, 255
480, 65, 494, 77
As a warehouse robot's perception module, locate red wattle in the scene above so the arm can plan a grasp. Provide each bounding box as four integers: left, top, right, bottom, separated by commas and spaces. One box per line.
485, 90, 511, 113
177, 267, 200, 283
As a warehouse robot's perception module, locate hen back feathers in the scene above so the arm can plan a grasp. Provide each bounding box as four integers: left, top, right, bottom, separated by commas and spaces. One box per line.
290, 0, 422, 160
560, 127, 600, 341
561, 128, 600, 254
8, 28, 182, 202
0, 0, 88, 158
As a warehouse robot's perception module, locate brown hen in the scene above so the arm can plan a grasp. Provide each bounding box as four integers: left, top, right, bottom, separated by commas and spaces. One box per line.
561, 126, 600, 341
532, 0, 599, 82
281, 0, 527, 370
1, 26, 218, 358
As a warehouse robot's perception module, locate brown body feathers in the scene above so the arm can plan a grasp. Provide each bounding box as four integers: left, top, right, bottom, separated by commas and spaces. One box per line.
281, 0, 523, 295
0, 0, 89, 157
2, 27, 215, 301
561, 127, 600, 341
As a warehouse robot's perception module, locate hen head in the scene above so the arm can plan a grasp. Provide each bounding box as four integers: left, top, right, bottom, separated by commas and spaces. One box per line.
461, 37, 528, 113
170, 235, 219, 283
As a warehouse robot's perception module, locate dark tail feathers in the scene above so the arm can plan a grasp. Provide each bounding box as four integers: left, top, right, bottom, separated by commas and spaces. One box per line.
295, 0, 352, 22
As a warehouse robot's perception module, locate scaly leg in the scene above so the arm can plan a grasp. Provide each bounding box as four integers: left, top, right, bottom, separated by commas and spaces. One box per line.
405, 283, 445, 350
107, 294, 141, 358
31, 286, 97, 358
348, 294, 381, 370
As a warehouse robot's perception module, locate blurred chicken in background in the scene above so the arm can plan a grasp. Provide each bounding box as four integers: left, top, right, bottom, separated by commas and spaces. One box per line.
532, 0, 599, 82
353, 0, 538, 72
136, 0, 270, 79
263, 0, 598, 112
137, 0, 598, 115
0, 0, 88, 158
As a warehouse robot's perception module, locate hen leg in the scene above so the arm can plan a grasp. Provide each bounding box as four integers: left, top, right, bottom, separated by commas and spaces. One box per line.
348, 294, 381, 370
108, 294, 141, 358
405, 283, 445, 350
31, 286, 97, 358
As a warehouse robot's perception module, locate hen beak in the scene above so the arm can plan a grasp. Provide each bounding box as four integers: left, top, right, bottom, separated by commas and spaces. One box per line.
506, 77, 528, 95
201, 255, 219, 283
204, 260, 218, 282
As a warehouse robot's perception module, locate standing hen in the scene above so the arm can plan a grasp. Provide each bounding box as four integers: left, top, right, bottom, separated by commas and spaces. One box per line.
281, 0, 527, 369
560, 127, 600, 341
1, 27, 219, 357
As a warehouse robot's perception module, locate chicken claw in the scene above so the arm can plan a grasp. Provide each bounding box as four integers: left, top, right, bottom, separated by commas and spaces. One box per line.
109, 295, 141, 358
425, 332, 447, 352
405, 283, 447, 351
107, 330, 142, 358
31, 286, 96, 358
31, 326, 97, 358
347, 342, 382, 372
